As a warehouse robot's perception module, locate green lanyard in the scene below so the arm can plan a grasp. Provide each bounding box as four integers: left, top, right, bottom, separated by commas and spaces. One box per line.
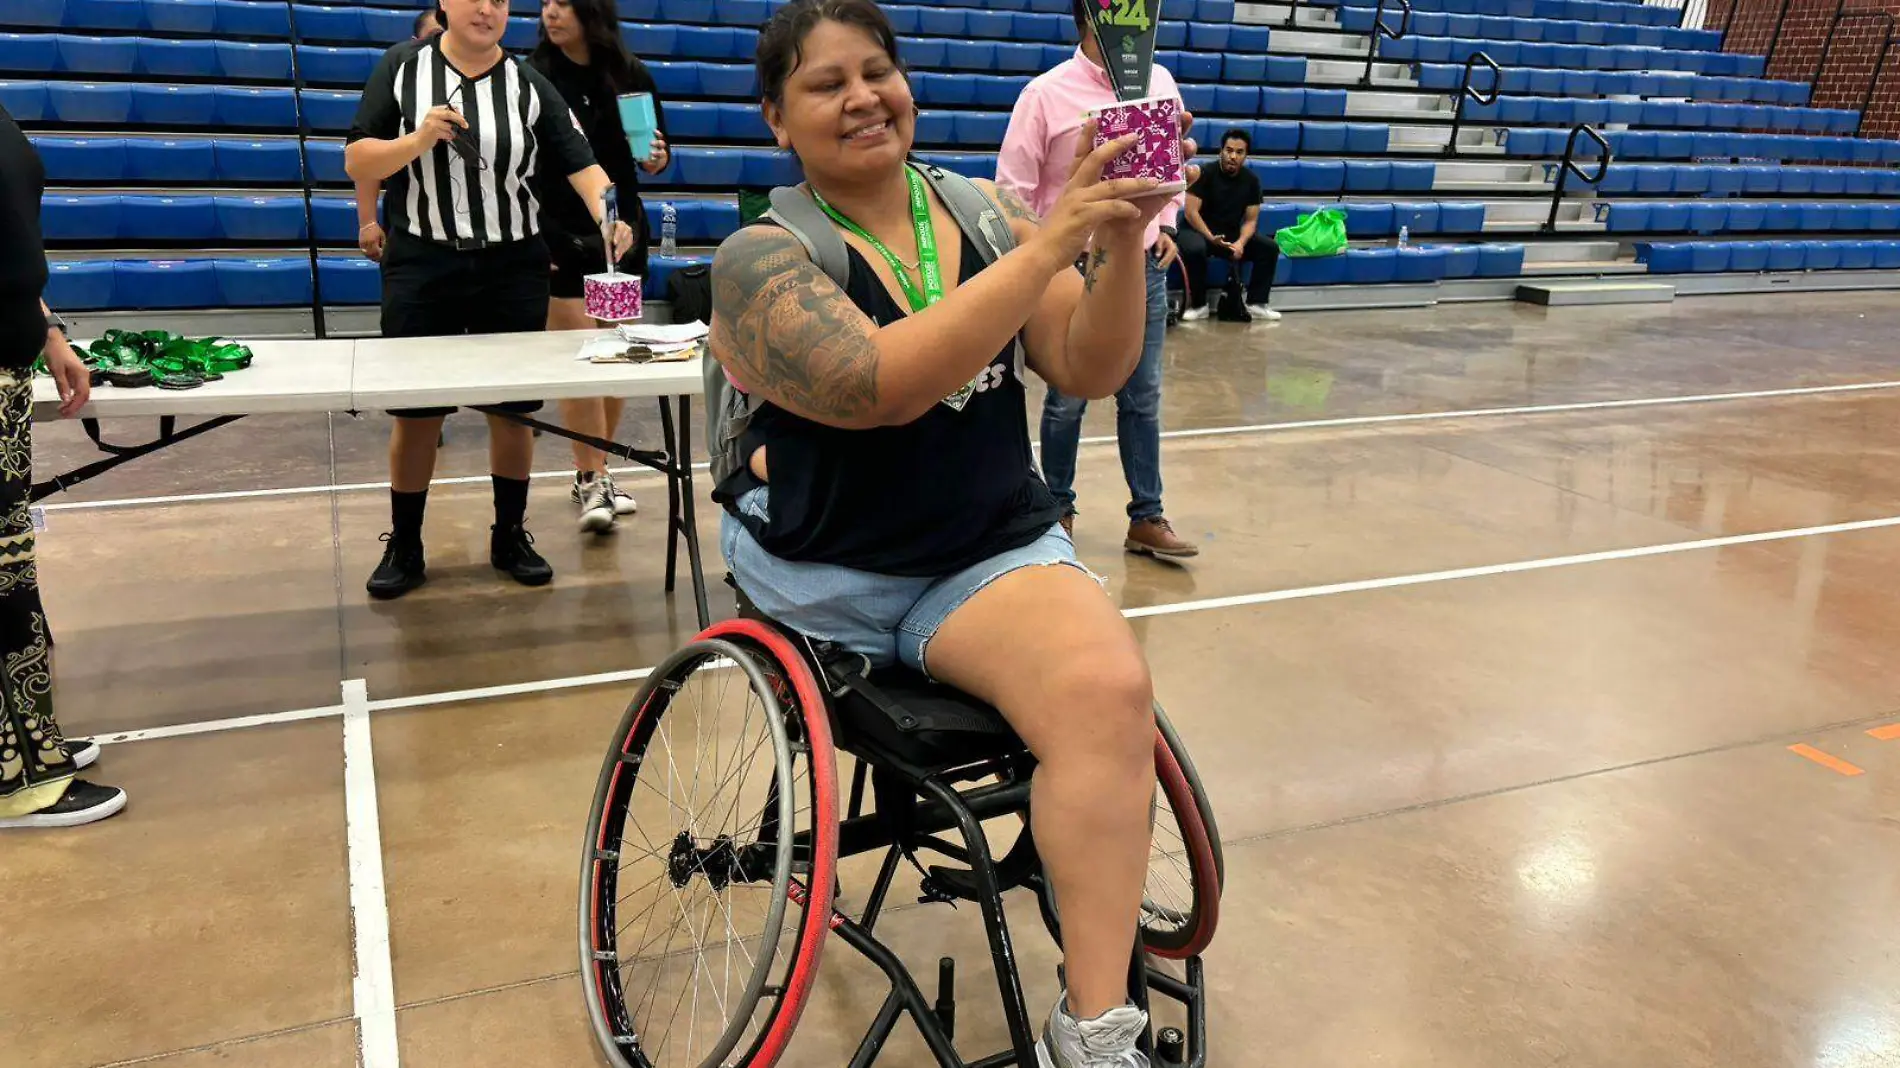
812, 166, 942, 314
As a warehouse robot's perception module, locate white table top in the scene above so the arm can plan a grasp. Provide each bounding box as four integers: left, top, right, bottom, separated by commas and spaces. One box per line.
32, 339, 357, 421
31, 332, 703, 421
350, 330, 704, 410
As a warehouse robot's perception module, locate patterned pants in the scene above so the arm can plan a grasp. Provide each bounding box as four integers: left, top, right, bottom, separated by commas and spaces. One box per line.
0, 374, 73, 817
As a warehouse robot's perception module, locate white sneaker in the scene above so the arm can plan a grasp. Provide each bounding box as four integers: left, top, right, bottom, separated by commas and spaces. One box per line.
603, 473, 637, 516
66, 739, 99, 770
1036, 999, 1149, 1068
1179, 304, 1210, 322
1247, 304, 1282, 321
574, 476, 616, 534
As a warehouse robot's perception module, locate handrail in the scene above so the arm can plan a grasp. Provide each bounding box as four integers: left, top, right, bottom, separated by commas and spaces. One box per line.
282, 1, 329, 339
1284, 0, 1305, 28
1359, 0, 1412, 87
1445, 51, 1501, 158
1543, 124, 1611, 234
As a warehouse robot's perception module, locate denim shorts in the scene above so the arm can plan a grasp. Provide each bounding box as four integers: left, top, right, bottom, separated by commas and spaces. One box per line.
721, 486, 1093, 676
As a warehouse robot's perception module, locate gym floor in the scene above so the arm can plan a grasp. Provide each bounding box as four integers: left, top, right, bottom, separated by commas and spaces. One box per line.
9, 290, 1900, 1068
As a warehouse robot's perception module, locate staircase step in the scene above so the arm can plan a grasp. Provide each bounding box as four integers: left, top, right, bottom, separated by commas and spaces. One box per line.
1516, 281, 1676, 305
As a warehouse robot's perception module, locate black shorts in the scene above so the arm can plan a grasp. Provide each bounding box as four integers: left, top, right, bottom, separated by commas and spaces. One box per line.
546, 218, 651, 300
379, 229, 551, 418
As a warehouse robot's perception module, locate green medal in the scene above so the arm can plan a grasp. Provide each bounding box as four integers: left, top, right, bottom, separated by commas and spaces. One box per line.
812, 166, 980, 412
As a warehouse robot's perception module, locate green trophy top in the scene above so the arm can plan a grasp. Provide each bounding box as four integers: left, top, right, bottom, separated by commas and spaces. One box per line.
1083, 0, 1163, 101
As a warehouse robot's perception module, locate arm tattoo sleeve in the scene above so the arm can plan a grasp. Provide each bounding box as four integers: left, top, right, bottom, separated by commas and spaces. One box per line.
709, 226, 882, 423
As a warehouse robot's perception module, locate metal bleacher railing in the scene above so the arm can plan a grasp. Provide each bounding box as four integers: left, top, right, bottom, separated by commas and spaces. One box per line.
1544, 122, 1610, 232
1445, 49, 1500, 156
283, 0, 331, 337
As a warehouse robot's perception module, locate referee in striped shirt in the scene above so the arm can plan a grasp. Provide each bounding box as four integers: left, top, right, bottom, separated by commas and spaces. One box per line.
345, 0, 632, 600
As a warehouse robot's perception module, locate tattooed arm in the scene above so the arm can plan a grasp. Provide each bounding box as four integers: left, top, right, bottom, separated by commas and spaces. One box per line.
708, 221, 1077, 430
978, 179, 1155, 402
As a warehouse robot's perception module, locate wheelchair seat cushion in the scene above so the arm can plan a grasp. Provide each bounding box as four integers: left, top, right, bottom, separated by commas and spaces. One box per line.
830, 664, 1029, 777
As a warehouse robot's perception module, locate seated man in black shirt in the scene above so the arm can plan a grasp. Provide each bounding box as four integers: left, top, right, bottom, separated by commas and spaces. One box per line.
1177, 128, 1281, 322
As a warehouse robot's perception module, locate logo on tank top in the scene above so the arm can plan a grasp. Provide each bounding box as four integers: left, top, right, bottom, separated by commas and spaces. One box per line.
940, 363, 1008, 411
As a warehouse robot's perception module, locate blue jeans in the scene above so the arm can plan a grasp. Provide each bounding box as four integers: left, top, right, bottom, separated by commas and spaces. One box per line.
1040, 256, 1168, 521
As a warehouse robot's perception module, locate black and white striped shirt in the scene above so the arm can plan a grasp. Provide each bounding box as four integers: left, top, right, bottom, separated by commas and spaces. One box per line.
347, 37, 595, 246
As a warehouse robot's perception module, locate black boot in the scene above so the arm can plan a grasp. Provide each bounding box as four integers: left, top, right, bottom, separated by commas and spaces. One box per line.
491, 524, 553, 587
367, 533, 427, 599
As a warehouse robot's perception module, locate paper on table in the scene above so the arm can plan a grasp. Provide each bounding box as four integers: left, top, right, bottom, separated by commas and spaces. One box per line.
615, 322, 710, 345
575, 332, 704, 364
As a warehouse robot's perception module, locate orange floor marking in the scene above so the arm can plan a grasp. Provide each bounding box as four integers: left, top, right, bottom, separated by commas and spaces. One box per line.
1788, 744, 1865, 776
1867, 724, 1900, 741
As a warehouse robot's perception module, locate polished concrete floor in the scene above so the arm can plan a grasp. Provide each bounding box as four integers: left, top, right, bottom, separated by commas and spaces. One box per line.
8, 292, 1900, 1068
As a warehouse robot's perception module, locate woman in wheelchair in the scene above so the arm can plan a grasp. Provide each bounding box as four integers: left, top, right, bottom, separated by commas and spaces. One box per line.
703, 1, 1193, 1064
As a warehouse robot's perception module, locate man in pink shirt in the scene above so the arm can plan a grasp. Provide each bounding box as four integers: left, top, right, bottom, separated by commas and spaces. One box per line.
997, 0, 1199, 560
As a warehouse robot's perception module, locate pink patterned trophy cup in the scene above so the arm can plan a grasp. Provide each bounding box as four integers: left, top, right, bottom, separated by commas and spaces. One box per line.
1083, 0, 1185, 195
584, 185, 643, 322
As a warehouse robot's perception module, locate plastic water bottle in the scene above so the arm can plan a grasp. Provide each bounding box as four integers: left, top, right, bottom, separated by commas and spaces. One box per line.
660, 203, 678, 257
1397, 225, 1410, 249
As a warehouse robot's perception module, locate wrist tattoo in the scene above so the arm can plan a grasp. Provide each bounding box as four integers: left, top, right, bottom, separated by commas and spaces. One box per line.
1082, 246, 1110, 293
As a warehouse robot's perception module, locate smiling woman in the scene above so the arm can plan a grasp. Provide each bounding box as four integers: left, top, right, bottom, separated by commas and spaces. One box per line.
704, 2, 1194, 1064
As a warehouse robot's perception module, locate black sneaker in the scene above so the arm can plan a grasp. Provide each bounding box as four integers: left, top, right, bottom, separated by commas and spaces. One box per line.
0, 779, 127, 829
65, 739, 99, 771
491, 524, 553, 587
367, 533, 427, 600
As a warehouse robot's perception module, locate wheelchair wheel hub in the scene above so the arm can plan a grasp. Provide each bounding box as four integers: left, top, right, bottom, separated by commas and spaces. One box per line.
667, 831, 743, 890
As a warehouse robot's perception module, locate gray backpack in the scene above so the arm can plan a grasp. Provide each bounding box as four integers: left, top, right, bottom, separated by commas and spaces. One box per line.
703, 161, 1025, 486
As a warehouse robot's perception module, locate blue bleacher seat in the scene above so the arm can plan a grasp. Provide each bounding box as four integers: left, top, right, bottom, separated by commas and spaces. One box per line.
0, 79, 47, 120
1215, 86, 1258, 115
1704, 166, 1743, 195
1834, 203, 1871, 230
1344, 248, 1399, 285
1760, 202, 1800, 231
1607, 203, 1647, 233
1673, 166, 1710, 195
49, 82, 133, 124
629, 23, 680, 56
697, 63, 753, 98
1437, 243, 1480, 279
1345, 123, 1388, 154
944, 40, 994, 72
912, 110, 951, 145
1389, 160, 1434, 192
1876, 241, 1900, 270
44, 259, 116, 309
130, 81, 213, 124
1734, 165, 1779, 194
219, 259, 312, 306
293, 4, 366, 42
1647, 202, 1691, 231
646, 60, 699, 97
1261, 87, 1303, 116
1301, 122, 1346, 153
1177, 84, 1216, 116
1283, 252, 1347, 287
1780, 168, 1814, 195
1438, 202, 1485, 231
140, 39, 218, 78
214, 0, 290, 37
215, 139, 302, 182
1477, 243, 1524, 277
1252, 158, 1298, 192
0, 0, 67, 28
116, 259, 219, 307
307, 196, 352, 242
1764, 240, 1804, 271
1382, 36, 1421, 61
119, 195, 217, 240
1173, 51, 1222, 80
127, 138, 216, 181
1344, 160, 1390, 192
1304, 89, 1346, 118
216, 196, 307, 240
1296, 160, 1344, 194
1840, 240, 1878, 270
1867, 204, 1900, 231
305, 140, 344, 183
1265, 56, 1306, 84
1188, 23, 1231, 51
1344, 202, 1395, 237
1726, 241, 1769, 271
1014, 11, 1065, 42
1416, 63, 1461, 91
675, 147, 742, 186
1725, 202, 1765, 231
57, 33, 138, 74
300, 89, 358, 133
1393, 202, 1439, 234
1803, 241, 1841, 270
739, 149, 800, 188
993, 41, 1041, 73
297, 45, 377, 85
67, 0, 144, 29
362, 8, 417, 43
666, 100, 720, 139
1230, 25, 1272, 52
319, 255, 378, 303
40, 195, 121, 241
952, 111, 1006, 148
31, 136, 126, 180
1798, 204, 1836, 231
1688, 202, 1727, 233
1643, 242, 1690, 272
917, 7, 964, 34
1689, 242, 1731, 273
218, 41, 293, 80
1691, 132, 1732, 159
214, 87, 297, 128
1223, 54, 1267, 82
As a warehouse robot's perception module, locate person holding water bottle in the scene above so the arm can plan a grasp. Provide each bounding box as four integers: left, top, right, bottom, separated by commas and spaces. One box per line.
530, 0, 671, 534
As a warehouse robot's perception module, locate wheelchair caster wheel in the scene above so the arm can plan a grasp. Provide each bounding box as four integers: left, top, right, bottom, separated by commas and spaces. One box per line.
1155, 1026, 1186, 1066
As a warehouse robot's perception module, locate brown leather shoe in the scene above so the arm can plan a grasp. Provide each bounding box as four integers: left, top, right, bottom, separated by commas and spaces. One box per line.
1125, 516, 1199, 559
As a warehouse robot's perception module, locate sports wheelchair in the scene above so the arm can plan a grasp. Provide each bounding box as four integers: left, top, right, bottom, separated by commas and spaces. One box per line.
579, 584, 1223, 1068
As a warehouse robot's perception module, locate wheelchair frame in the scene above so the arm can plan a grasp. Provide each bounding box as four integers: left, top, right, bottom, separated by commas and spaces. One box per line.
580, 614, 1216, 1068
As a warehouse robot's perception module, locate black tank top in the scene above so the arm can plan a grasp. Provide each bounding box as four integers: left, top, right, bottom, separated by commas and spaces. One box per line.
714, 226, 1061, 578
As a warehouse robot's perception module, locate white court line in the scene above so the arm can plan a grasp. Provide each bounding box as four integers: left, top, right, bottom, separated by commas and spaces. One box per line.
91, 510, 1900, 746
41, 378, 1900, 514
342, 679, 401, 1068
